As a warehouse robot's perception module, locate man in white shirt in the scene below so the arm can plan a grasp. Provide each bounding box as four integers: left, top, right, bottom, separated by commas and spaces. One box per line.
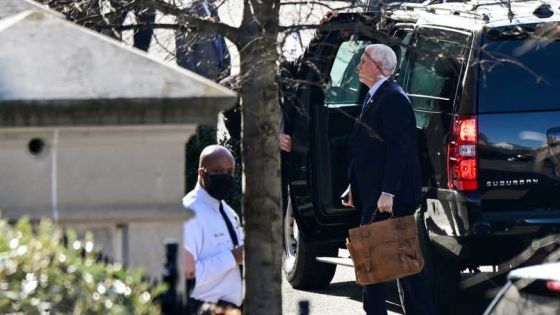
183, 145, 244, 314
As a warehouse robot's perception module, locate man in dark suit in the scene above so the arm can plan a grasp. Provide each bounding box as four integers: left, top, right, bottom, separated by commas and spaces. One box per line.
44, 0, 155, 51
175, 0, 231, 82
341, 44, 435, 315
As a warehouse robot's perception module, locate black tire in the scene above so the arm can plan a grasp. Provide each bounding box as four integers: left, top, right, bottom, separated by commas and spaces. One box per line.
416, 209, 460, 315
283, 198, 337, 289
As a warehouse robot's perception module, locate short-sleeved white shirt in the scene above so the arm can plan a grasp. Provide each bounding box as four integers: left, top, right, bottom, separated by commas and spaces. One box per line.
182, 185, 244, 306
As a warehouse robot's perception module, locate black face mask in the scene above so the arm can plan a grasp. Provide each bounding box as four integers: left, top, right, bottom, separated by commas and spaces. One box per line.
204, 173, 234, 200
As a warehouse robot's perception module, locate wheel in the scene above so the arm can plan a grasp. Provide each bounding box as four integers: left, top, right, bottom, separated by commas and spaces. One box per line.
282, 197, 337, 289
416, 209, 460, 315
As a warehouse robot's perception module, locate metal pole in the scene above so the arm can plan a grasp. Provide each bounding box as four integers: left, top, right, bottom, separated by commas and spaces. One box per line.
161, 240, 178, 315
299, 300, 310, 315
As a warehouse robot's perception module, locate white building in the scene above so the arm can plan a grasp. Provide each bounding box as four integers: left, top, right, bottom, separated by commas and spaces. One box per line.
0, 0, 237, 282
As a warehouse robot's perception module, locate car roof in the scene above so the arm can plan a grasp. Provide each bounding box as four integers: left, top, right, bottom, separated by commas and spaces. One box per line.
390, 0, 560, 32
508, 262, 560, 281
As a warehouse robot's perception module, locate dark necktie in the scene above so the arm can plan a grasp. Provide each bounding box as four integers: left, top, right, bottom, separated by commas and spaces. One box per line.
219, 201, 239, 246
218, 201, 243, 278
359, 92, 373, 121
364, 92, 373, 105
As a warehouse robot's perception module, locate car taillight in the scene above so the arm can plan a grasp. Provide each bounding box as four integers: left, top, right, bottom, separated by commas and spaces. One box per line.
448, 116, 478, 191
546, 280, 560, 292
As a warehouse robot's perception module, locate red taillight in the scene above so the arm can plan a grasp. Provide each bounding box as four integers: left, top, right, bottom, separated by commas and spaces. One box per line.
448, 116, 478, 191
546, 280, 560, 292
459, 159, 477, 180
459, 119, 477, 142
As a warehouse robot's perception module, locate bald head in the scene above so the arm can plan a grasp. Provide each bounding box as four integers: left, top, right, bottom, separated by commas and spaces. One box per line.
199, 145, 234, 168
198, 145, 235, 187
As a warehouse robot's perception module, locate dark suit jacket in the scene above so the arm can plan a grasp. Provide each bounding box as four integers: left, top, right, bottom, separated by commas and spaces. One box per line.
175, 0, 231, 81
348, 80, 421, 221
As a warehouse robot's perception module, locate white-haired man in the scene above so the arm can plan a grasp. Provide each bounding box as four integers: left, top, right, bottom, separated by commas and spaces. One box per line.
341, 44, 435, 314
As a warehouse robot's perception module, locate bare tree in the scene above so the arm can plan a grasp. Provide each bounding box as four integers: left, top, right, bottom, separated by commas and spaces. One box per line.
34, 0, 359, 313
149, 2, 284, 313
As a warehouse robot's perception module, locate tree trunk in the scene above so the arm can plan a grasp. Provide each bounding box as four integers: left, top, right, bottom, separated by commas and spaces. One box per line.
240, 35, 282, 314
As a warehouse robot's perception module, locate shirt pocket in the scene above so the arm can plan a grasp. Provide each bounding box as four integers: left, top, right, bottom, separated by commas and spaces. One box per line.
208, 226, 232, 249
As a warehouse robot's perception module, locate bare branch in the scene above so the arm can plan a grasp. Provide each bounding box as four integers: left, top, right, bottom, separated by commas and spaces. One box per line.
96, 23, 186, 31
137, 0, 243, 44
242, 0, 252, 28
281, 1, 347, 10
279, 23, 321, 33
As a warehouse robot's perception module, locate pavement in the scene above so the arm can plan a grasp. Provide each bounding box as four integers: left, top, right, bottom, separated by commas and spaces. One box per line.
282, 263, 403, 315
281, 259, 496, 315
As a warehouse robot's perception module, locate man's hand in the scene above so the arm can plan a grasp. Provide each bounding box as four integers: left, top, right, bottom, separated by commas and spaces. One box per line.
319, 10, 339, 25
184, 249, 196, 279
341, 185, 354, 208
377, 193, 393, 214
232, 245, 244, 265
280, 133, 293, 152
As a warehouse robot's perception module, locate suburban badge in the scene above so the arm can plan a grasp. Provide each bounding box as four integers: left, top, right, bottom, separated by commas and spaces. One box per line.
486, 178, 539, 187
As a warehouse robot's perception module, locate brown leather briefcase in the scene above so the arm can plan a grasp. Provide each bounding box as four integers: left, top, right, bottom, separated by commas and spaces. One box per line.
346, 212, 424, 285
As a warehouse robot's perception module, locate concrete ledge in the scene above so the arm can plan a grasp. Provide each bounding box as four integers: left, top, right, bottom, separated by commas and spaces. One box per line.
0, 97, 236, 127
1, 0, 60, 20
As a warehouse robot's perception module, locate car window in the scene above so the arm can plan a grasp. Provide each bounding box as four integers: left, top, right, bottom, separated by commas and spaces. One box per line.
405, 28, 470, 112
478, 23, 560, 113
324, 40, 372, 108
396, 30, 413, 86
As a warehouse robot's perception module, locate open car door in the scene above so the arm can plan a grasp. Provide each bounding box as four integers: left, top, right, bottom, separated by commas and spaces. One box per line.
288, 13, 399, 242
282, 12, 410, 289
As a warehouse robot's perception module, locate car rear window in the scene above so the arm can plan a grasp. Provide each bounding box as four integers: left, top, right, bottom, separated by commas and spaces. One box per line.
405, 29, 469, 112
478, 24, 560, 113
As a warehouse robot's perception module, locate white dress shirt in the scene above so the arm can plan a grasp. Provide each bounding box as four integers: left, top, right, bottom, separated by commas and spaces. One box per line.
365, 76, 387, 102
183, 184, 244, 306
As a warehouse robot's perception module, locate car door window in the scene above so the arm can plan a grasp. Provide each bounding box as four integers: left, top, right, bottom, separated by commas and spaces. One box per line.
405, 28, 470, 112
396, 30, 413, 86
324, 40, 372, 108
393, 28, 414, 86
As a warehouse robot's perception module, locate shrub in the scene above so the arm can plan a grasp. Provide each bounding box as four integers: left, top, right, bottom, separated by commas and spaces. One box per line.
0, 217, 164, 314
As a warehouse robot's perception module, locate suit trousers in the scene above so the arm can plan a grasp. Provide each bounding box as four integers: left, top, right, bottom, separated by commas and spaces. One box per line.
363, 267, 435, 315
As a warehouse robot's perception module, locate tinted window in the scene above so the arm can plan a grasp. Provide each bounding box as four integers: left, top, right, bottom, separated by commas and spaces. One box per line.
396, 31, 413, 86
325, 40, 372, 108
479, 25, 560, 113
406, 29, 469, 112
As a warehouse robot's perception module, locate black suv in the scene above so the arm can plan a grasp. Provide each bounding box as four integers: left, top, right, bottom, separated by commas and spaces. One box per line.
279, 0, 560, 311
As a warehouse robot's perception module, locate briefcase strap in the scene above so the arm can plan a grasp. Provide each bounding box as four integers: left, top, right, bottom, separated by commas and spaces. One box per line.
368, 208, 394, 224
360, 208, 395, 238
